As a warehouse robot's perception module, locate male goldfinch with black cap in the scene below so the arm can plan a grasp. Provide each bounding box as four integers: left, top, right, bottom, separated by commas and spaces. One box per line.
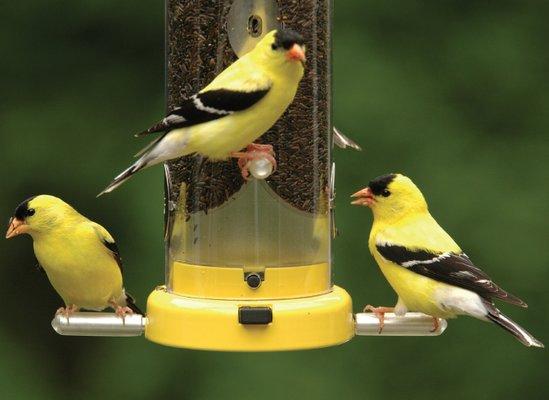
6, 195, 142, 318
99, 28, 306, 195
351, 173, 543, 347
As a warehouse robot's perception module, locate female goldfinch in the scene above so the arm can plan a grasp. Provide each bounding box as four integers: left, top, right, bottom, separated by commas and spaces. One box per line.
6, 195, 142, 317
351, 173, 543, 347
99, 28, 306, 195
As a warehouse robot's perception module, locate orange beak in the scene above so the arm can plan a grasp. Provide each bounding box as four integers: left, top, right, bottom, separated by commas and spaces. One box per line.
351, 187, 375, 207
6, 217, 28, 239
286, 43, 306, 62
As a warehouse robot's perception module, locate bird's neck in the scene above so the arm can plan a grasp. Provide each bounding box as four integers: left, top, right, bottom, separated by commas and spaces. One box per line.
252, 51, 304, 81
371, 206, 429, 230
29, 215, 82, 242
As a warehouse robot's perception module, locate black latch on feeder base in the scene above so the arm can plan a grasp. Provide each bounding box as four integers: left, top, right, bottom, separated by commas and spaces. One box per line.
238, 306, 273, 325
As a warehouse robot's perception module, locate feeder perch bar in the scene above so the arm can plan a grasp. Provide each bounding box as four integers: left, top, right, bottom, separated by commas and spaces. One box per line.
51, 313, 146, 337
51, 312, 446, 337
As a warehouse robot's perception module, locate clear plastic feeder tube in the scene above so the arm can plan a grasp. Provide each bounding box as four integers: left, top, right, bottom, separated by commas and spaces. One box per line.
164, 0, 332, 298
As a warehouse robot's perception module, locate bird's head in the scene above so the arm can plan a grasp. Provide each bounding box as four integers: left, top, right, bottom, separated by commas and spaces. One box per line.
253, 29, 306, 67
351, 174, 428, 221
6, 195, 75, 239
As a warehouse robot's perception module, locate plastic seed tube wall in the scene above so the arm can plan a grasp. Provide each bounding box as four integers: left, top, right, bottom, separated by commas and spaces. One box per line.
145, 0, 355, 351
166, 1, 331, 271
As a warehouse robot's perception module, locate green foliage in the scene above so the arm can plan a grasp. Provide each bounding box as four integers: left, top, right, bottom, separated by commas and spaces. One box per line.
0, 1, 547, 399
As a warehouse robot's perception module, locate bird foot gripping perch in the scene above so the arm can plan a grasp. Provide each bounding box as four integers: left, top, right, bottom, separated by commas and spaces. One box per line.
362, 305, 443, 334
355, 312, 448, 337
55, 305, 79, 319
114, 306, 135, 318
232, 143, 277, 180
363, 304, 394, 333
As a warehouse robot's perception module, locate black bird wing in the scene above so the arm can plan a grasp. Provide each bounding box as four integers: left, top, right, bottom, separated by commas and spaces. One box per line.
376, 243, 527, 307
92, 224, 123, 273
91, 223, 144, 314
136, 87, 271, 137
101, 238, 123, 273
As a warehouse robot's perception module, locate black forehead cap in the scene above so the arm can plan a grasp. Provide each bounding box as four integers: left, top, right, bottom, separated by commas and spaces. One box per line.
14, 196, 36, 220
369, 174, 397, 195
273, 29, 305, 50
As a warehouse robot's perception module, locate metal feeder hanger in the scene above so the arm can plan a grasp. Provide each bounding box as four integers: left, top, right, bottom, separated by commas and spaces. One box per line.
52, 0, 447, 349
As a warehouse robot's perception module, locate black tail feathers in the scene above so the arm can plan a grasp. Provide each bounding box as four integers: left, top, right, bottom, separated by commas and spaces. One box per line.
486, 309, 543, 348
97, 162, 145, 197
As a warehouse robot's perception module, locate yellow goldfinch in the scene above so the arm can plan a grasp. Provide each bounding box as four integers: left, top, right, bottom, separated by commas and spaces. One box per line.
99, 28, 306, 195
351, 173, 543, 347
6, 195, 142, 317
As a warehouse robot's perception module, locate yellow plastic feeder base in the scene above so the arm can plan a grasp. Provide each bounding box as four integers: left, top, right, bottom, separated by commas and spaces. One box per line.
145, 286, 354, 351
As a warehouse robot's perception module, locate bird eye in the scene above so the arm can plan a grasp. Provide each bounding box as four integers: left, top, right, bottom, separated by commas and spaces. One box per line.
381, 189, 391, 197
271, 44, 278, 50
27, 208, 35, 216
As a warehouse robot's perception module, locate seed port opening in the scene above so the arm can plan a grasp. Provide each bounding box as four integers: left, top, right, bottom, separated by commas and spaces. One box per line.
247, 14, 263, 37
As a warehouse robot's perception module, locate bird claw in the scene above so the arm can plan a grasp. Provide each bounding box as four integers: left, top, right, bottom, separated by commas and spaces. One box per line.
231, 143, 277, 180
363, 304, 395, 334
55, 305, 78, 320
115, 306, 134, 322
430, 316, 440, 333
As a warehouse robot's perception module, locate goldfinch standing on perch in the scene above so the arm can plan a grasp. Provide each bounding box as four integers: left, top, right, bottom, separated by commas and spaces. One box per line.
99, 28, 306, 195
6, 195, 142, 317
351, 173, 543, 347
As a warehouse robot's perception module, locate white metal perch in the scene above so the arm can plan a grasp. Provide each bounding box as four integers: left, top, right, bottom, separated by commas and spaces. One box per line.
51, 311, 446, 338
51, 312, 146, 337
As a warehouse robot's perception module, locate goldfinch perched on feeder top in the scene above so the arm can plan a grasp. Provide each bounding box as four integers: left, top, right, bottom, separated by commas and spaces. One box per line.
351, 174, 543, 347
6, 195, 142, 317
99, 28, 306, 195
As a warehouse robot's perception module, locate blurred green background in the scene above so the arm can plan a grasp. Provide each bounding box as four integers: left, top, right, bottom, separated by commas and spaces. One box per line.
1, 1, 547, 399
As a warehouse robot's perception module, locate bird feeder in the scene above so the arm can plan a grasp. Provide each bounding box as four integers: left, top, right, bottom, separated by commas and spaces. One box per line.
145, 0, 352, 351
51, 0, 447, 349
